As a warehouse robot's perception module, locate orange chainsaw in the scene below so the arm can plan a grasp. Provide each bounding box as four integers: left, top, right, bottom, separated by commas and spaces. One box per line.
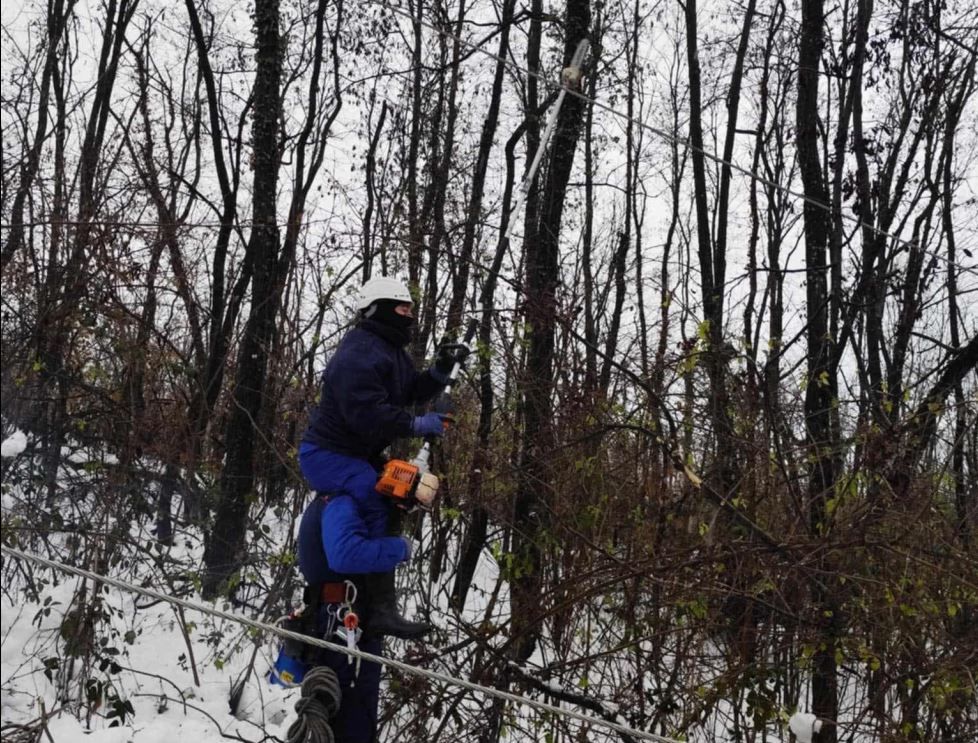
376, 319, 477, 510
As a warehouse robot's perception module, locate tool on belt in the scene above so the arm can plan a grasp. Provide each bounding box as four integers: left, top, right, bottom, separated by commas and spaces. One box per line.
331, 580, 362, 681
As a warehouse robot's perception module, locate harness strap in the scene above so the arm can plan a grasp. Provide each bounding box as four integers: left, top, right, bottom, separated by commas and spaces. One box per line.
302, 581, 349, 606
320, 581, 348, 604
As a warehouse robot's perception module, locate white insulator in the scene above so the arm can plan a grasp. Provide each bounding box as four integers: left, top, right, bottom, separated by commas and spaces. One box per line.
561, 65, 583, 89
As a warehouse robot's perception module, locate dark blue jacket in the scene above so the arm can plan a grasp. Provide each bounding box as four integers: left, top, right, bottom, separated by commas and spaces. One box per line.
302, 319, 443, 459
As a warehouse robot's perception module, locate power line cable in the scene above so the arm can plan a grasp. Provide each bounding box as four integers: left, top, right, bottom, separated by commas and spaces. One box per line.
0, 543, 683, 743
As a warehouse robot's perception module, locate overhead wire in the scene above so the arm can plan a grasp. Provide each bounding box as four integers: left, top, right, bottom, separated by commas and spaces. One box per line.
0, 543, 683, 743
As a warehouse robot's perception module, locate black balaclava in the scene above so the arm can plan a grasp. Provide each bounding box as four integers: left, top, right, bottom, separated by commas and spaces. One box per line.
362, 299, 414, 346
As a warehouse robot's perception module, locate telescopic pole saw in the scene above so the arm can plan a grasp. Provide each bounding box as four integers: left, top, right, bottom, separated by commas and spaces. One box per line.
375, 318, 480, 508
505, 38, 590, 240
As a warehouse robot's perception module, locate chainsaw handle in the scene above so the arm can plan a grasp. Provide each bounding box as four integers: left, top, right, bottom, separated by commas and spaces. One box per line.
437, 318, 477, 391
424, 318, 477, 447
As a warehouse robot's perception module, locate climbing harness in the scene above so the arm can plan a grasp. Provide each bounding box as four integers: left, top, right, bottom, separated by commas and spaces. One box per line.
271, 579, 361, 688
282, 582, 358, 741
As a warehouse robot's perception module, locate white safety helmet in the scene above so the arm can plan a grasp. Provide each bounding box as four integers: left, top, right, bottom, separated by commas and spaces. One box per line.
356, 277, 413, 311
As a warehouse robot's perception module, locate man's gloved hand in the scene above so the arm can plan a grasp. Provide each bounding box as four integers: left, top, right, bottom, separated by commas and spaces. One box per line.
434, 340, 472, 377
412, 412, 448, 437
400, 536, 420, 560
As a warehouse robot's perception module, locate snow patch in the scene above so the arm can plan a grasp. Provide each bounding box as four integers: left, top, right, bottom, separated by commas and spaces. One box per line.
789, 712, 822, 743
1, 429, 28, 458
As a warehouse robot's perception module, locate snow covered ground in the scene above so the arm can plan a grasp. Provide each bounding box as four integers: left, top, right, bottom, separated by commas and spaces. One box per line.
1, 428, 301, 741
1, 431, 27, 459
1, 536, 301, 741
1, 579, 300, 742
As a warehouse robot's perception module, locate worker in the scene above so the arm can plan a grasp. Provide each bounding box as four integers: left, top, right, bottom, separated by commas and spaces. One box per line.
294, 276, 467, 742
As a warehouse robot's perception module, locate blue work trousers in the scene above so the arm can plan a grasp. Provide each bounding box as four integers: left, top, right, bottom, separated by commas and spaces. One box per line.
315, 607, 384, 743
297, 444, 407, 577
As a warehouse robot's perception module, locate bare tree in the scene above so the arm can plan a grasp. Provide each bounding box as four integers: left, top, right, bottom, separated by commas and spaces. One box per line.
202, 0, 285, 596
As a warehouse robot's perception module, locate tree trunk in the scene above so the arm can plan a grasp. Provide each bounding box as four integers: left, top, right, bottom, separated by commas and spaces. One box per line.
598, 1, 633, 395
417, 2, 465, 355
406, 0, 425, 289
363, 101, 389, 281
797, 0, 839, 738
444, 0, 516, 334
34, 0, 137, 503
684, 0, 738, 496
452, 105, 538, 608
203, 0, 283, 598
943, 53, 976, 550
511, 0, 590, 667
184, 0, 249, 517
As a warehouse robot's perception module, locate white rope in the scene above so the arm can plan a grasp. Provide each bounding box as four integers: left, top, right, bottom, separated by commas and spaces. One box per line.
370, 0, 978, 278
0, 544, 682, 743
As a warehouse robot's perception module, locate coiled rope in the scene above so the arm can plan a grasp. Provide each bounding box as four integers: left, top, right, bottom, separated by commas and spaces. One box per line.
286, 665, 342, 743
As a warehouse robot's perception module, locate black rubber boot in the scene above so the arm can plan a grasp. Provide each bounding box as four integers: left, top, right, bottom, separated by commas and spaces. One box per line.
360, 571, 431, 640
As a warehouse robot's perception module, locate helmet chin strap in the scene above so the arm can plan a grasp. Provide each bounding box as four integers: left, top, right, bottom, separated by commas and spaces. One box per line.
363, 304, 378, 319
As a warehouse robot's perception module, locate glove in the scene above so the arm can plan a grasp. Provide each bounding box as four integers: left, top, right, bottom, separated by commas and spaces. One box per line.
434, 340, 472, 377
400, 536, 420, 560
412, 412, 447, 437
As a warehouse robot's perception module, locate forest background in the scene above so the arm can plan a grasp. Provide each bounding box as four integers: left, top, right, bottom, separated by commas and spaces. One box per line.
1, 0, 976, 741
